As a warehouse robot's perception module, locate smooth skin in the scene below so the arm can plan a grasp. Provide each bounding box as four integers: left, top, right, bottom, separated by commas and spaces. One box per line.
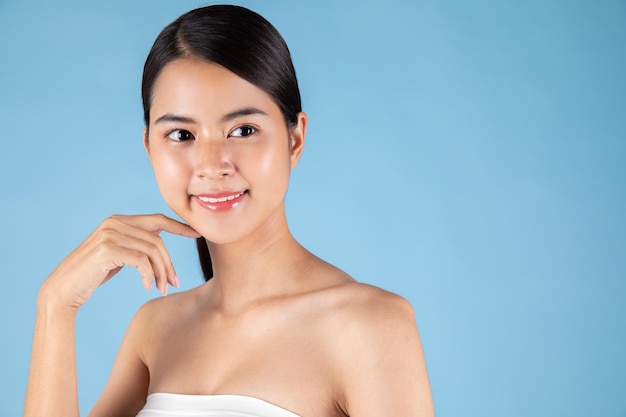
24, 58, 434, 417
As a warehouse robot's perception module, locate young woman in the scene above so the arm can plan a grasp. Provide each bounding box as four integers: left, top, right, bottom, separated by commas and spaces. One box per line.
24, 5, 433, 417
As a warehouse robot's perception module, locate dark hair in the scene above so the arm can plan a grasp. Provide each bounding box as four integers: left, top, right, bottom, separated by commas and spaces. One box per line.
141, 5, 302, 281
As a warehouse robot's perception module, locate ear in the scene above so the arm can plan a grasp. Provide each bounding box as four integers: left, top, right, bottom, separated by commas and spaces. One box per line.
143, 128, 152, 163
289, 112, 307, 169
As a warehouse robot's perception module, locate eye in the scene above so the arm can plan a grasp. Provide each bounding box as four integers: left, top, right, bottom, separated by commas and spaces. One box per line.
229, 125, 256, 138
166, 129, 195, 141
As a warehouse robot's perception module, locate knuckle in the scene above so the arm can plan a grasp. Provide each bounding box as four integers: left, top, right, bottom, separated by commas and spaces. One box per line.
135, 250, 149, 262
98, 228, 117, 241
150, 234, 165, 247
101, 216, 122, 229
147, 242, 160, 256
96, 240, 116, 256
155, 213, 170, 226
100, 240, 114, 249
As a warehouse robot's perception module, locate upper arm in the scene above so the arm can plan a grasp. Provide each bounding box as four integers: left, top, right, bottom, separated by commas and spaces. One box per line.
334, 292, 434, 417
87, 301, 155, 417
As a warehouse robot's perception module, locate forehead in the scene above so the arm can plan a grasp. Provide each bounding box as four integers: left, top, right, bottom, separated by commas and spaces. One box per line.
150, 58, 279, 122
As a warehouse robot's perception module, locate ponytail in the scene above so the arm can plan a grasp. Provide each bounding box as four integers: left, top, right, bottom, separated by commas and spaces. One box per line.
196, 238, 213, 281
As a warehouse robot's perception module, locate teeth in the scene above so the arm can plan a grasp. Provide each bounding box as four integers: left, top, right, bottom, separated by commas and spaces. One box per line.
198, 192, 243, 203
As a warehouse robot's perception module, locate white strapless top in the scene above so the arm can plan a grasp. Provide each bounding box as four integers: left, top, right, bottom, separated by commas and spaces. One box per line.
136, 393, 302, 417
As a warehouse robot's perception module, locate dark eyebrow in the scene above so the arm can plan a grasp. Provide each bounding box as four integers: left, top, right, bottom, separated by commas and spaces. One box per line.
220, 107, 268, 123
153, 107, 268, 126
154, 114, 197, 125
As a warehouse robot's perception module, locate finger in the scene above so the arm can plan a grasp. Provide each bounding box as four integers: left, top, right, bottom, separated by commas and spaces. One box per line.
102, 217, 178, 286
115, 234, 170, 295
96, 228, 170, 294
96, 241, 156, 291
111, 214, 201, 238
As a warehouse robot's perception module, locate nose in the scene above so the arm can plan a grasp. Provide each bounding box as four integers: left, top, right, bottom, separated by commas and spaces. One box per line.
194, 137, 234, 180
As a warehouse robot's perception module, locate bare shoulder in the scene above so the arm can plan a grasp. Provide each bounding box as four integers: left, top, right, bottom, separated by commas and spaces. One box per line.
315, 279, 422, 364
134, 286, 196, 318
305, 257, 415, 323
126, 284, 206, 346
323, 281, 418, 331
322, 282, 434, 417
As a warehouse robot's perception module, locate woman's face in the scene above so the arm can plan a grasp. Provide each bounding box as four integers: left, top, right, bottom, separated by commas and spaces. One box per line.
145, 58, 306, 244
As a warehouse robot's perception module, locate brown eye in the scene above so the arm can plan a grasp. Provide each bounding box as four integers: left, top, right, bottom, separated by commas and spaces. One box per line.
166, 129, 194, 141
230, 125, 256, 137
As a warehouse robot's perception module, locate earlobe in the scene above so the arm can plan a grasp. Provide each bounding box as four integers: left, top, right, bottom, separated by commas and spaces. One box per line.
290, 112, 307, 169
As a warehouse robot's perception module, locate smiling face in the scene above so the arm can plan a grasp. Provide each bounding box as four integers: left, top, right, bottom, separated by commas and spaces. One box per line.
145, 58, 306, 244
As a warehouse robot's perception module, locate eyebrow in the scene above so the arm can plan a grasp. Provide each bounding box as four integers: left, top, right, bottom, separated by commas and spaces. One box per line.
220, 107, 268, 123
154, 114, 196, 125
153, 107, 268, 125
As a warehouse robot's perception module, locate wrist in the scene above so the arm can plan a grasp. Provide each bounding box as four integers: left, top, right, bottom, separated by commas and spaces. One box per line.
37, 280, 79, 318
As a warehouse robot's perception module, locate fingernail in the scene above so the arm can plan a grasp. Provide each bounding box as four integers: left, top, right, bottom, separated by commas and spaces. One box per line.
174, 275, 180, 288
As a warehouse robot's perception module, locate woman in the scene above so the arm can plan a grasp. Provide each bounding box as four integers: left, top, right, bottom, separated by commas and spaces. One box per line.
24, 5, 433, 417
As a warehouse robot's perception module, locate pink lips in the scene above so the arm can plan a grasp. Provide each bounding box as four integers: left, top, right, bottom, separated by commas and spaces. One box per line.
194, 190, 246, 212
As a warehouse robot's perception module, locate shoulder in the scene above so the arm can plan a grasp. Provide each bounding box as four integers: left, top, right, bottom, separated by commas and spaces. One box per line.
303, 258, 413, 319
331, 283, 423, 372
142, 281, 209, 313
313, 281, 421, 364
125, 285, 206, 352
323, 282, 417, 332
322, 282, 434, 416
133, 286, 198, 322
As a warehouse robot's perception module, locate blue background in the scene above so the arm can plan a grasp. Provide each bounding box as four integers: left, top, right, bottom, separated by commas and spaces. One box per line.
1, 0, 625, 416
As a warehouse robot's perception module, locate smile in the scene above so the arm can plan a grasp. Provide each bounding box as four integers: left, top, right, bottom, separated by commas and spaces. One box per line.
197, 191, 245, 204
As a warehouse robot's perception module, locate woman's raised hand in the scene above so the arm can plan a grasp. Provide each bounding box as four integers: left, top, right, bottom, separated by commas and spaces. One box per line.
39, 214, 201, 311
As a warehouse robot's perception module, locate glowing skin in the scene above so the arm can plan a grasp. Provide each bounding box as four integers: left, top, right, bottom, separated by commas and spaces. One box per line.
144, 58, 306, 246
25, 57, 433, 417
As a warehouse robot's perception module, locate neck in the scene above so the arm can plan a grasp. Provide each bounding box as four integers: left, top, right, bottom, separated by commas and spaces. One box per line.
205, 206, 312, 310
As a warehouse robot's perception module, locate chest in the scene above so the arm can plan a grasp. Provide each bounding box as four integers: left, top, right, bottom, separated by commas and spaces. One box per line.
144, 304, 342, 417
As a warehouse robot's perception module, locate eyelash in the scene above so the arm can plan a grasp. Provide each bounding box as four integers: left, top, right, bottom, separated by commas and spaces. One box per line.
164, 125, 257, 142
165, 129, 194, 141
229, 125, 257, 138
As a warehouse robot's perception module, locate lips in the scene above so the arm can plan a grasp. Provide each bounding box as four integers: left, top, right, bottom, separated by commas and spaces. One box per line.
197, 191, 245, 204
194, 190, 247, 211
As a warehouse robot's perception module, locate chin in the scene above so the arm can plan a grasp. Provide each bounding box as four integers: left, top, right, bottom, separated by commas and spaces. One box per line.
191, 224, 249, 246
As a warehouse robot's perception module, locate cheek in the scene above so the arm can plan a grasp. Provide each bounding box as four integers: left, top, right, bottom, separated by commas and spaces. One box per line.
151, 151, 190, 200
257, 141, 291, 198
244, 140, 291, 190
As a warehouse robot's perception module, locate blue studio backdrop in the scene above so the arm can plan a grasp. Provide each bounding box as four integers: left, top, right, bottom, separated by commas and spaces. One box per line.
0, 1, 625, 416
